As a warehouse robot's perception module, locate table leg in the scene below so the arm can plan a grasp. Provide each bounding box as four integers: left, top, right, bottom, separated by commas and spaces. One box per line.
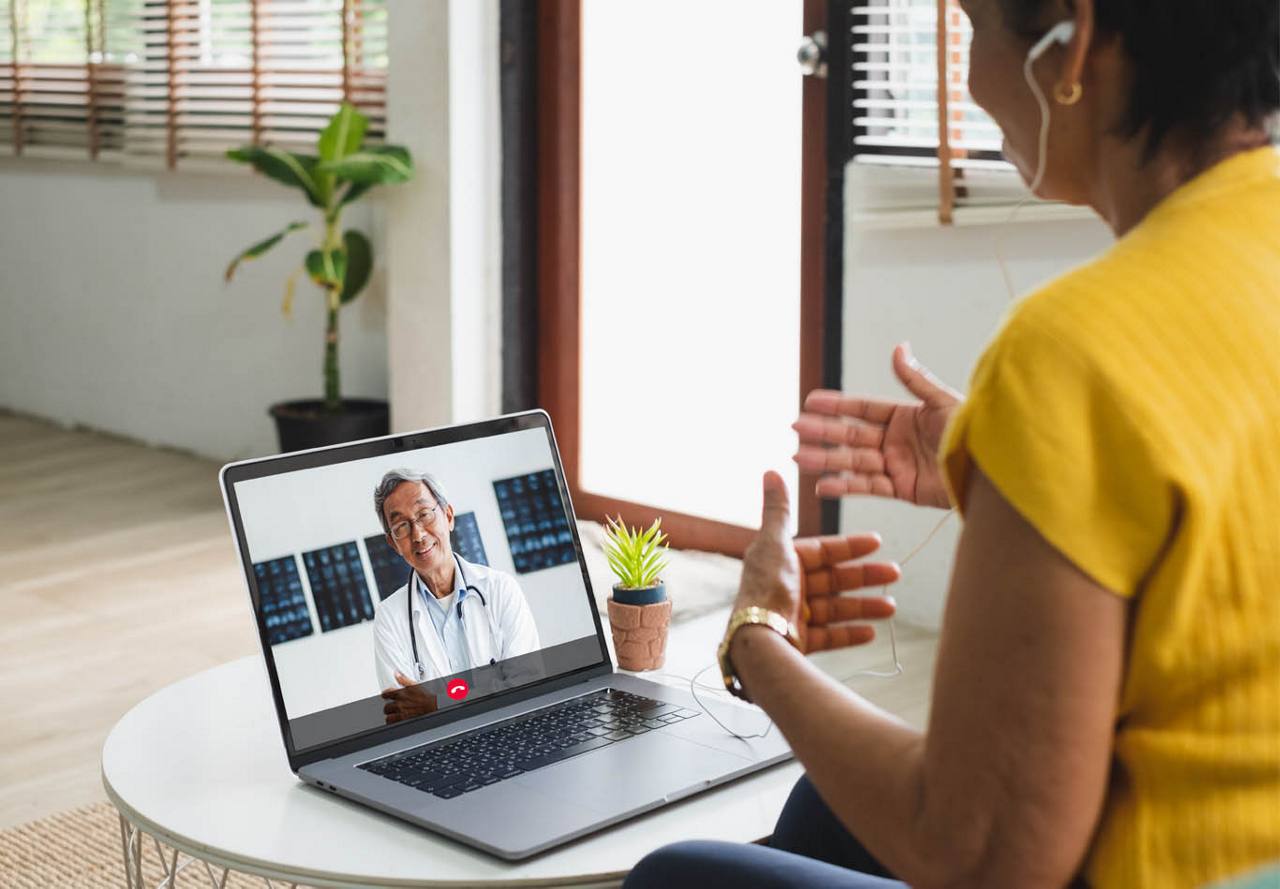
116, 810, 253, 888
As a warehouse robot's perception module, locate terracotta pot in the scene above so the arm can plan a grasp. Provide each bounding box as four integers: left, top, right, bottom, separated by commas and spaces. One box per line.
607, 597, 672, 672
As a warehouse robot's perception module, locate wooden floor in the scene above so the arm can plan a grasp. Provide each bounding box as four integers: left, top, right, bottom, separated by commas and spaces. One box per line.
0, 411, 938, 833
0, 413, 258, 830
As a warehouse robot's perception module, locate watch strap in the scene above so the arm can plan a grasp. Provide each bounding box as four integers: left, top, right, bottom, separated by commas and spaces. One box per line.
717, 606, 800, 702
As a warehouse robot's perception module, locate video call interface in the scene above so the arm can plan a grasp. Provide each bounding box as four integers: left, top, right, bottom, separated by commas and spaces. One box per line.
232, 426, 605, 753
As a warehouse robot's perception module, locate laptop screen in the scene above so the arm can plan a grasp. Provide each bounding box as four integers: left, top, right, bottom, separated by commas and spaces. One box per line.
222, 413, 607, 756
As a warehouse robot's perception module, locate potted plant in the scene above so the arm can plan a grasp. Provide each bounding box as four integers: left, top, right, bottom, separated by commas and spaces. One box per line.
602, 516, 672, 671
224, 102, 414, 452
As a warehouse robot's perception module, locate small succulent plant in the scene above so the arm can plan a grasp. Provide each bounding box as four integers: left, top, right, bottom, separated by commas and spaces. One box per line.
602, 516, 670, 589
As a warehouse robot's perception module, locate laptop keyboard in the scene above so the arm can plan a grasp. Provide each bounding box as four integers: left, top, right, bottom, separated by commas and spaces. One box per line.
359, 688, 699, 800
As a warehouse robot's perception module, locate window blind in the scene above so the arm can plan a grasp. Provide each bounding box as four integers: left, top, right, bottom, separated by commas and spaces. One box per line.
847, 0, 1018, 221
0, 0, 386, 167
0, 0, 131, 158
851, 0, 1006, 170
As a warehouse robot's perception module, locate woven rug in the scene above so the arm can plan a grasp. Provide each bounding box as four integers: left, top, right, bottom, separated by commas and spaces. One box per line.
0, 801, 280, 888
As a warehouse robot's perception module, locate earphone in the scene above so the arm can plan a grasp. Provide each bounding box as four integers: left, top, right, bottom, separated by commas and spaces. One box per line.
997, 19, 1078, 298
1028, 20, 1076, 64
1023, 20, 1077, 194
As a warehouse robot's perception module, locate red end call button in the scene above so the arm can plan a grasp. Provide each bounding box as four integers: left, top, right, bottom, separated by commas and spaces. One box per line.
446, 678, 469, 701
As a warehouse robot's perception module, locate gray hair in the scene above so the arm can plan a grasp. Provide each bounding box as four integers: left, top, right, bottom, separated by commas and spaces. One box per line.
373, 469, 451, 535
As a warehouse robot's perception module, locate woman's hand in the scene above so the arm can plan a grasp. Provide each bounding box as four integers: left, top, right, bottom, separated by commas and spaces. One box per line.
732, 471, 899, 654
794, 343, 960, 509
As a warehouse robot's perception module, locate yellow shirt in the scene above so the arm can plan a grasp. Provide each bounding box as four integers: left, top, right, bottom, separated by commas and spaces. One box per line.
941, 147, 1280, 889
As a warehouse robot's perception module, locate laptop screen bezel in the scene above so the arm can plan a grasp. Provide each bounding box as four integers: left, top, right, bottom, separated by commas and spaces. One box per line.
218, 410, 613, 772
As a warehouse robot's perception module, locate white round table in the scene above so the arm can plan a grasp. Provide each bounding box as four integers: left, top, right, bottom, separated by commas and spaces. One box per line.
102, 617, 804, 888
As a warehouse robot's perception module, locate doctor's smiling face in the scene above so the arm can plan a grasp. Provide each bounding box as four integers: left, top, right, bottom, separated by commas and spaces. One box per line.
382, 481, 457, 589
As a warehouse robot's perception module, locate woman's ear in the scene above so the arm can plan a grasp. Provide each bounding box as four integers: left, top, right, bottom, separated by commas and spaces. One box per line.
1058, 0, 1094, 99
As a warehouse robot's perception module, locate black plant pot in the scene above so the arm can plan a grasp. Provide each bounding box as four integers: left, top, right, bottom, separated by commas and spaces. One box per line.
269, 398, 390, 453
612, 582, 666, 606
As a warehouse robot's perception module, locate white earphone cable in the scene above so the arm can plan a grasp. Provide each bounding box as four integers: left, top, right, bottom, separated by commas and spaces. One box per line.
996, 25, 1068, 303
1024, 45, 1055, 197
674, 508, 957, 741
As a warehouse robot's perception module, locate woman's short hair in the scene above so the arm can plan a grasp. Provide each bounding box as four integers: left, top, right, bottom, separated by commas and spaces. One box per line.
373, 470, 451, 535
999, 0, 1279, 159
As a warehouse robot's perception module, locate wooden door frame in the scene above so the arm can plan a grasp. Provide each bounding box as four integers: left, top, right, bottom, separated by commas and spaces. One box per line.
536, 0, 833, 556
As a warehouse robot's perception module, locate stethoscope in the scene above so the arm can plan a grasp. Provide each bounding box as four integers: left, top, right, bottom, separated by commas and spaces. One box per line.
408, 552, 500, 680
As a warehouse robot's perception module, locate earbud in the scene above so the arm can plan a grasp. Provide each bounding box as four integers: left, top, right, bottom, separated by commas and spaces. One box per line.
1022, 20, 1077, 195
997, 20, 1078, 302
1027, 20, 1075, 63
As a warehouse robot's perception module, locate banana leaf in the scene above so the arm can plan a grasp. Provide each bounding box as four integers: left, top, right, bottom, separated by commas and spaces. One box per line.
318, 103, 368, 163
305, 247, 348, 289
226, 146, 325, 208
224, 221, 308, 282
317, 146, 413, 184
337, 180, 375, 210
339, 230, 372, 304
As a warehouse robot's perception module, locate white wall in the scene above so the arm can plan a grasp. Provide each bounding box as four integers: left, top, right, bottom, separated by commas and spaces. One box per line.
385, 0, 502, 434
839, 183, 1113, 630
234, 427, 598, 719
0, 163, 388, 461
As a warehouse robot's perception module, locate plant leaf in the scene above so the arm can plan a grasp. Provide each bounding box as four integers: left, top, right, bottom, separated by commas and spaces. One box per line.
338, 180, 375, 209
317, 102, 369, 164
316, 145, 414, 184
639, 521, 659, 548
648, 559, 669, 586
603, 514, 671, 587
339, 230, 372, 305
281, 267, 301, 317
605, 554, 628, 582
305, 247, 348, 289
227, 146, 325, 207
638, 551, 663, 581
225, 221, 308, 282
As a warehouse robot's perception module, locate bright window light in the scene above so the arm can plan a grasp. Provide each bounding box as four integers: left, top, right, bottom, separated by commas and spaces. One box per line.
581, 0, 803, 532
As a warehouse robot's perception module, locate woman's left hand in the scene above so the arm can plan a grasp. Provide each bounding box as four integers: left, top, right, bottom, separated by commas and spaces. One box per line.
733, 471, 900, 653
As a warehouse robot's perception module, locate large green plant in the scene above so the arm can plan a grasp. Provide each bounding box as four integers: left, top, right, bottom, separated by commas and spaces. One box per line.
224, 103, 413, 412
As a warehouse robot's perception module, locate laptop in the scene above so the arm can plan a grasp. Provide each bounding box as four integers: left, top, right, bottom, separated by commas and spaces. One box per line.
219, 409, 792, 860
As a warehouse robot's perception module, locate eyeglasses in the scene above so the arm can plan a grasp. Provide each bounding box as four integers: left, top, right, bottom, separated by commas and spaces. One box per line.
389, 506, 439, 540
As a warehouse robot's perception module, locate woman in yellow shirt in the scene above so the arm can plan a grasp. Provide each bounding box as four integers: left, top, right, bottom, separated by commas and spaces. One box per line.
625, 0, 1279, 887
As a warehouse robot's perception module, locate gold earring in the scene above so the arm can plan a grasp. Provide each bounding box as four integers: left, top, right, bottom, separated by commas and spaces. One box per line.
1054, 81, 1082, 105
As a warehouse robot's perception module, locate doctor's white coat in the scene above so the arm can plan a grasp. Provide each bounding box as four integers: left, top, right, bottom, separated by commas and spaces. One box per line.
372, 556, 541, 690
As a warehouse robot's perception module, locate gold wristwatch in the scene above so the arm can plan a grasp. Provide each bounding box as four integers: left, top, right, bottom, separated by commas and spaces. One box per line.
717, 606, 800, 702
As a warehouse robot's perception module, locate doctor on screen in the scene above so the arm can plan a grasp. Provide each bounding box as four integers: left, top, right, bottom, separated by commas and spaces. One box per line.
371, 469, 541, 692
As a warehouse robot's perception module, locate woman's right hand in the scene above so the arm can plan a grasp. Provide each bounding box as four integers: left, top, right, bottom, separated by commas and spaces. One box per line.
793, 343, 961, 509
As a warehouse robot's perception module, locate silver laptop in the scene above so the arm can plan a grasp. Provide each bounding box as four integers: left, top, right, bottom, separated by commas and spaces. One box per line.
219, 410, 792, 860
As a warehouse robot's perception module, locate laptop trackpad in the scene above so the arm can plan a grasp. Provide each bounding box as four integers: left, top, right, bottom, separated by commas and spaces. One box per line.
513, 732, 738, 815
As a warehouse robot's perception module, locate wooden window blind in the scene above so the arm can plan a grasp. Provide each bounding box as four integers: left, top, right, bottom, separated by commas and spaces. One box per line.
0, 0, 132, 158
0, 0, 386, 167
847, 0, 1013, 220
851, 0, 1005, 167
